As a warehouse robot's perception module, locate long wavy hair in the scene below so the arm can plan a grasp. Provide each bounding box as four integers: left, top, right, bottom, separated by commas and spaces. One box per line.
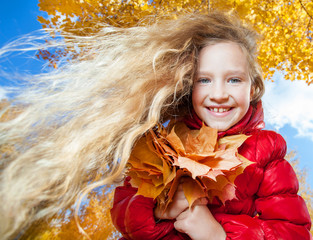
0, 11, 264, 239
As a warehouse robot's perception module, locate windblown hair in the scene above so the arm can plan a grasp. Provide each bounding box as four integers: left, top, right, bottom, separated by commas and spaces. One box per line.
0, 11, 264, 239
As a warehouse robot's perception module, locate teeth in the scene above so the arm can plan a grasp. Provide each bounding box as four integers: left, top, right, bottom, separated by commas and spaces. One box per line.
210, 107, 229, 113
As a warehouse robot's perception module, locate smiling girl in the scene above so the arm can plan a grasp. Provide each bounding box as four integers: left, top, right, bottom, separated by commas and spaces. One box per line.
0, 11, 311, 240
110, 13, 311, 240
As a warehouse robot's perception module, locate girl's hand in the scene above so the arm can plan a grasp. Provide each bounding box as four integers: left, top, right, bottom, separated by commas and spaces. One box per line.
174, 204, 226, 240
154, 183, 189, 219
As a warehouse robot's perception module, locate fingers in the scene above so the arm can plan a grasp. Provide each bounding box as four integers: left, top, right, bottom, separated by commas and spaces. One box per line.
174, 210, 189, 234
176, 208, 190, 220
154, 184, 189, 219
175, 197, 208, 219
155, 179, 208, 220
173, 183, 186, 201
174, 207, 193, 234
174, 219, 186, 234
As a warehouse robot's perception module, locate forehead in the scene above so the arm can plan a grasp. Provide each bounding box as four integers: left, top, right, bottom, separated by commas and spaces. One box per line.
197, 42, 249, 74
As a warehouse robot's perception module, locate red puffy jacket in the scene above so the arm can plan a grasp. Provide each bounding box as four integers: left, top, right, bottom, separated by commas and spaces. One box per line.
110, 102, 312, 240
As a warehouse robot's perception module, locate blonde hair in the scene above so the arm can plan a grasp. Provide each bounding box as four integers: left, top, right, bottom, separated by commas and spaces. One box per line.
0, 11, 264, 239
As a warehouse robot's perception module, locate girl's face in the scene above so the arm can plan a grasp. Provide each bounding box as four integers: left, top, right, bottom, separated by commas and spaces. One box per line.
192, 42, 253, 131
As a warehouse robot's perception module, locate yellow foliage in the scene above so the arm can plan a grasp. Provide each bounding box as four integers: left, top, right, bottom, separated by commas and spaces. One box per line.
37, 0, 313, 84
287, 151, 313, 236
21, 186, 121, 240
306, 2, 313, 16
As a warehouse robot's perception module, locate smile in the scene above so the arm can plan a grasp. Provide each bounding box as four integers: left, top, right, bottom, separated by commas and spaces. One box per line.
208, 107, 231, 113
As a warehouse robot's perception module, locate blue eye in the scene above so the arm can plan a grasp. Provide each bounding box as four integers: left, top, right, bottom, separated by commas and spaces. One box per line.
198, 78, 211, 84
229, 78, 241, 83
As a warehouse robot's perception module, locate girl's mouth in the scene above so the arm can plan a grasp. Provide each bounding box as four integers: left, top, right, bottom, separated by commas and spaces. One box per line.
208, 107, 231, 113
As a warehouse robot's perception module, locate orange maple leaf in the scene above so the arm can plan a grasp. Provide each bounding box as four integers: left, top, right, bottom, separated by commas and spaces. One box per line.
127, 121, 252, 209
128, 135, 176, 199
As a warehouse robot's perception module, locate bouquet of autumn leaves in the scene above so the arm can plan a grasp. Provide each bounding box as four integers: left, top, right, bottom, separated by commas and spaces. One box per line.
127, 121, 252, 211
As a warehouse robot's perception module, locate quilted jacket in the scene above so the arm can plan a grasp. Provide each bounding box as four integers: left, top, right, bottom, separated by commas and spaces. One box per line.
110, 102, 312, 240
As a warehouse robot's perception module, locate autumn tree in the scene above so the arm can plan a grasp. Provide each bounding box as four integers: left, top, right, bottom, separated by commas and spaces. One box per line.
20, 186, 121, 240
287, 151, 313, 236
37, 0, 313, 83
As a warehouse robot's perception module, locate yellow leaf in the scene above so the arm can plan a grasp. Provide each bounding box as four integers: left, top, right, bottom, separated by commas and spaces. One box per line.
167, 122, 218, 155
128, 136, 163, 171
175, 156, 213, 179
204, 152, 241, 170
128, 132, 176, 200
136, 178, 165, 199
210, 183, 237, 204
218, 134, 249, 149
182, 177, 206, 207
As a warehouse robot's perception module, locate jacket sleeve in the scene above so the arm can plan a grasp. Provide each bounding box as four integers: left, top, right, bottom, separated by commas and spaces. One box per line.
214, 130, 312, 240
110, 177, 188, 240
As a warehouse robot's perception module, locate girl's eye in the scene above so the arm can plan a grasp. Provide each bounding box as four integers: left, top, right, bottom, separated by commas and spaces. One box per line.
228, 78, 241, 83
198, 78, 211, 84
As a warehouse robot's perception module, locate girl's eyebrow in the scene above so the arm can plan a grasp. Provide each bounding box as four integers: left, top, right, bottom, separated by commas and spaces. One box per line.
225, 70, 248, 77
197, 70, 247, 76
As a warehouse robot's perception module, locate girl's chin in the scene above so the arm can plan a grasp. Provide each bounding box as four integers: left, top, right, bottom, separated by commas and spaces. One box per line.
214, 125, 231, 132
204, 117, 238, 131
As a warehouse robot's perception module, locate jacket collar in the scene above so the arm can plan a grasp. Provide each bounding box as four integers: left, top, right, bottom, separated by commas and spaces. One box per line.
183, 101, 265, 138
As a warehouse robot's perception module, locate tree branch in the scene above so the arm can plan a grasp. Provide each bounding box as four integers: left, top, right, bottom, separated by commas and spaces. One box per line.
299, 0, 313, 19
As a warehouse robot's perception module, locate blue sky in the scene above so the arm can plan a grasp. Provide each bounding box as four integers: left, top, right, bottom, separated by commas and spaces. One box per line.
0, 1, 41, 41
0, 1, 44, 87
1, 1, 313, 187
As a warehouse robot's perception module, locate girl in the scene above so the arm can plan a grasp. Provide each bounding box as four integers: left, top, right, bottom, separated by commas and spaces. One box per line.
110, 13, 312, 240
0, 11, 311, 240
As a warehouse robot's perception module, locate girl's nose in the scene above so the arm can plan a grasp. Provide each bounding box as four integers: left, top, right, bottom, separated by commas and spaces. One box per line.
209, 83, 229, 102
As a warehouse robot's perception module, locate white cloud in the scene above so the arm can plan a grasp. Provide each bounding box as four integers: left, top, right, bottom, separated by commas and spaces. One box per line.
0, 87, 7, 100
262, 72, 313, 141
